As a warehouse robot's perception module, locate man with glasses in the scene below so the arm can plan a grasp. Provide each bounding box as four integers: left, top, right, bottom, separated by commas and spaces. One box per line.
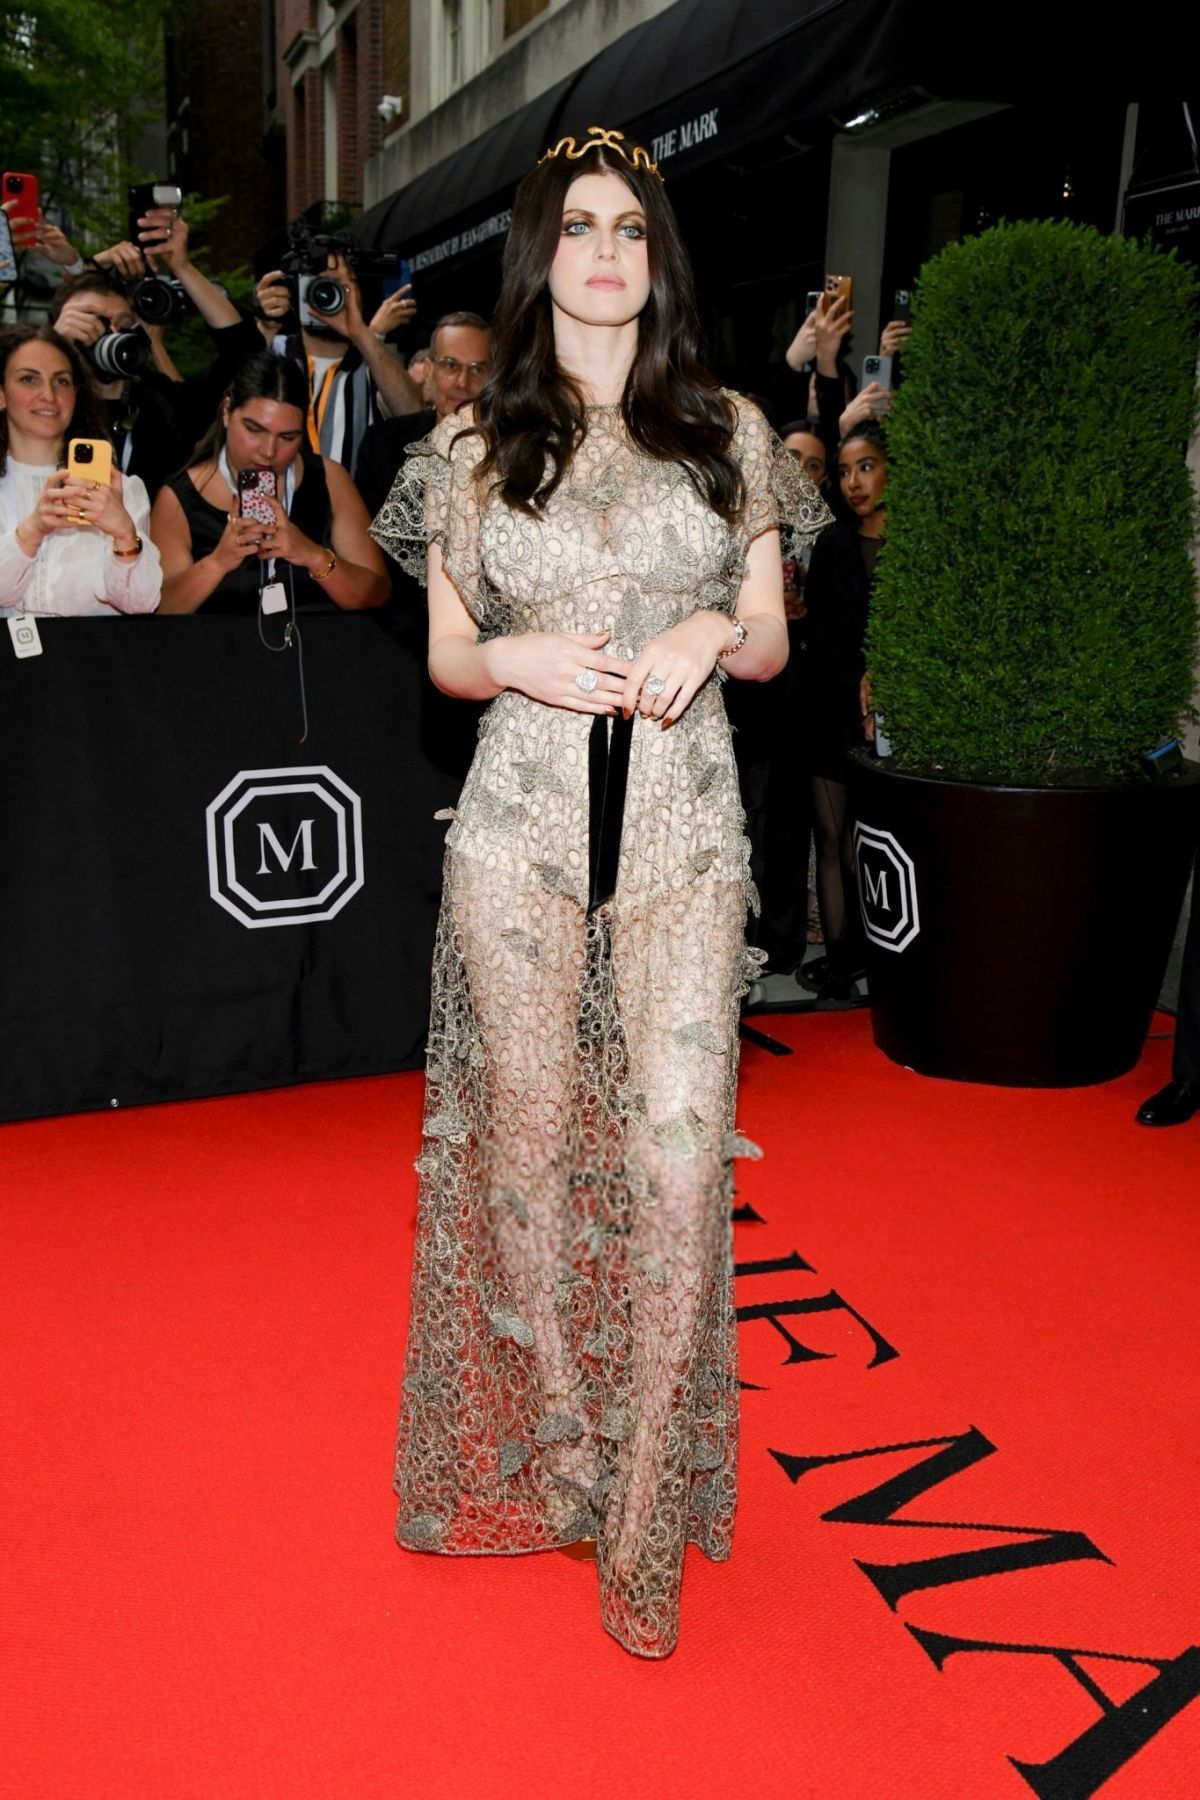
355, 311, 492, 520
355, 311, 493, 784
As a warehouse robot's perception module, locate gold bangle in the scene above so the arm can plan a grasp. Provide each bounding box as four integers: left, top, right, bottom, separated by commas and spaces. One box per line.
310, 549, 337, 582
112, 534, 143, 560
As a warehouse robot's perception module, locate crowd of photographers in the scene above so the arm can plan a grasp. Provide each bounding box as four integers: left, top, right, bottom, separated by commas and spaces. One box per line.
0, 197, 499, 619
0, 190, 915, 1004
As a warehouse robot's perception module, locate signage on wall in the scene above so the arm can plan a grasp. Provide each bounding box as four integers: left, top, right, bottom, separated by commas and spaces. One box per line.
1123, 175, 1200, 267
649, 106, 720, 168
206, 766, 365, 930
411, 209, 513, 272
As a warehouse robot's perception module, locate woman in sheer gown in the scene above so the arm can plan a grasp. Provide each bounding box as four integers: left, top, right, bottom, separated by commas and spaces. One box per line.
371, 127, 830, 1658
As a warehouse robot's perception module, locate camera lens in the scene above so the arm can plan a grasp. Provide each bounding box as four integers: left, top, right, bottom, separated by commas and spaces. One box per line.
90, 328, 152, 379
72, 442, 94, 463
308, 276, 345, 316
130, 276, 174, 324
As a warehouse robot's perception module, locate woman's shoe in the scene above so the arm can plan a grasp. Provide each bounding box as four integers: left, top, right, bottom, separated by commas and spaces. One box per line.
799, 948, 866, 991
796, 953, 835, 991
808, 976, 869, 1011
1135, 1079, 1200, 1126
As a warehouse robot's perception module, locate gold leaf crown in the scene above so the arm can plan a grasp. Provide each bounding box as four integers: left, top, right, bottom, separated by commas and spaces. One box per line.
538, 125, 663, 181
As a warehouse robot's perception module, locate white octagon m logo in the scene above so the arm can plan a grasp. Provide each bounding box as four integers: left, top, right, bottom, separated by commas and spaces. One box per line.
206, 765, 365, 930
853, 821, 920, 953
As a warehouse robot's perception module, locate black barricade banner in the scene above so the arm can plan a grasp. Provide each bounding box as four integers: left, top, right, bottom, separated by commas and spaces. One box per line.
0, 614, 472, 1122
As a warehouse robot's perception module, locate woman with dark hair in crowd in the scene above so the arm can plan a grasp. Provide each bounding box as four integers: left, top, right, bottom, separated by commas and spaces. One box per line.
150, 351, 387, 614
780, 418, 828, 494
371, 126, 829, 1657
0, 324, 161, 615
799, 417, 889, 1001
730, 415, 831, 980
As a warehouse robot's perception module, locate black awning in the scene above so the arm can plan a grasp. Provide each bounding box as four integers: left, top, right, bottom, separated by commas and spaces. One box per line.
354, 0, 874, 258
354, 0, 1164, 264
541, 0, 897, 177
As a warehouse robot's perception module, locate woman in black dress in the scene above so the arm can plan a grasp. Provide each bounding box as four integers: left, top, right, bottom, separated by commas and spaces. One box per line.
151, 353, 387, 614
800, 419, 888, 1000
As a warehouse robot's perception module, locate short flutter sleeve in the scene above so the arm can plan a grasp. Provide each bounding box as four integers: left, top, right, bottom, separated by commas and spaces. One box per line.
370, 412, 493, 622
728, 393, 833, 559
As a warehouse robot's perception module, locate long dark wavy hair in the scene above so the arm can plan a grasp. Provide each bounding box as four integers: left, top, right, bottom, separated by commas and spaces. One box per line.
190, 351, 310, 469
0, 325, 110, 478
471, 143, 743, 521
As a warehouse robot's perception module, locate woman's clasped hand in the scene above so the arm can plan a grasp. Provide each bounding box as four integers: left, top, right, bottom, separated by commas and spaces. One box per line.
489, 612, 735, 725
484, 627, 629, 716
621, 610, 733, 723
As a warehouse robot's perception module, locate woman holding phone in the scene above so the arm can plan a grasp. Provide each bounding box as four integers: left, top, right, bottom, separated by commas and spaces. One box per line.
0, 325, 160, 616
150, 352, 387, 614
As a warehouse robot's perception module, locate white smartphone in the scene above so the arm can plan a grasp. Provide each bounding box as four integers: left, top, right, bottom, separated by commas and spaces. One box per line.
862, 353, 893, 391
862, 354, 893, 414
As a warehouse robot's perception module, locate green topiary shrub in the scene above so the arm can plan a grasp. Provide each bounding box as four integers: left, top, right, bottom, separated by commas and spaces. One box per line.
867, 219, 1199, 784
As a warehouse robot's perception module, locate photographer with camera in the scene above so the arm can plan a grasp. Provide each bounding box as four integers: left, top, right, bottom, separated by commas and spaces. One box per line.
49, 206, 261, 498
255, 240, 422, 480
0, 325, 161, 617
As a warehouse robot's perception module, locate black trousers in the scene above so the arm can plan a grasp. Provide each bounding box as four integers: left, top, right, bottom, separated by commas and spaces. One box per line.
1172, 844, 1200, 1081
727, 623, 814, 976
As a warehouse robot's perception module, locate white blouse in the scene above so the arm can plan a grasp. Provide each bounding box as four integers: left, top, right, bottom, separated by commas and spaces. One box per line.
0, 458, 162, 616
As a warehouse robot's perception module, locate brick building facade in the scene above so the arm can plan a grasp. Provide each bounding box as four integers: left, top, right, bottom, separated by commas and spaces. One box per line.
165, 0, 287, 272
167, 0, 642, 257
281, 0, 562, 222
279, 0, 397, 220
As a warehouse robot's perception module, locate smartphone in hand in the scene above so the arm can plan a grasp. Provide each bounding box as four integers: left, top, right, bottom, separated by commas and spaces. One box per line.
238, 466, 277, 527
382, 257, 413, 301
67, 439, 114, 485
826, 272, 853, 307
862, 355, 893, 413
127, 181, 183, 251
2, 172, 40, 246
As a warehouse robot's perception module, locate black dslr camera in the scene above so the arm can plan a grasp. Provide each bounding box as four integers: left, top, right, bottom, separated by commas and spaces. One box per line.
88, 322, 153, 380
278, 224, 402, 327
122, 181, 227, 326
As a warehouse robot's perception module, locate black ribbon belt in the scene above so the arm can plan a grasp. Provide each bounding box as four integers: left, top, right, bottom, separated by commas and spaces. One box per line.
587, 710, 634, 914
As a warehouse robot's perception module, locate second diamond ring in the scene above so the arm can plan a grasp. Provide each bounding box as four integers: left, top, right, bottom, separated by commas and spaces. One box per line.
575, 668, 599, 694
645, 675, 667, 696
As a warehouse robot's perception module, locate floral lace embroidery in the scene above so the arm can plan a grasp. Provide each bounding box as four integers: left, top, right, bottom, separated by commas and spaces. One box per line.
371, 396, 830, 1658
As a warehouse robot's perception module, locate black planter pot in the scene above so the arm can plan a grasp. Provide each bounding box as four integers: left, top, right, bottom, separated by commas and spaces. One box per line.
846, 757, 1200, 1087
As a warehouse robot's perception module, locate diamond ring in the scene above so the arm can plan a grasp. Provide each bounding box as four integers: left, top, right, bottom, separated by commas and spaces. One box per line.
645, 675, 667, 696
575, 668, 599, 694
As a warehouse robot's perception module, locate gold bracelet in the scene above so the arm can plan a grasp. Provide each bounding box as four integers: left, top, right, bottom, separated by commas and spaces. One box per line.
310, 549, 337, 582
112, 534, 143, 560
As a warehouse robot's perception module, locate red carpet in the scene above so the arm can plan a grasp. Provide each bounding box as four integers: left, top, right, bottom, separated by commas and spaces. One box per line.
2, 1012, 1197, 1799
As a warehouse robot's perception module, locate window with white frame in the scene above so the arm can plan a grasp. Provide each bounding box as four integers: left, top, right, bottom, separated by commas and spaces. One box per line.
431, 0, 490, 106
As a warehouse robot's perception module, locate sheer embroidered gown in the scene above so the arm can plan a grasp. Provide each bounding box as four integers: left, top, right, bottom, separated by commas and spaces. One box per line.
371, 396, 829, 1657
